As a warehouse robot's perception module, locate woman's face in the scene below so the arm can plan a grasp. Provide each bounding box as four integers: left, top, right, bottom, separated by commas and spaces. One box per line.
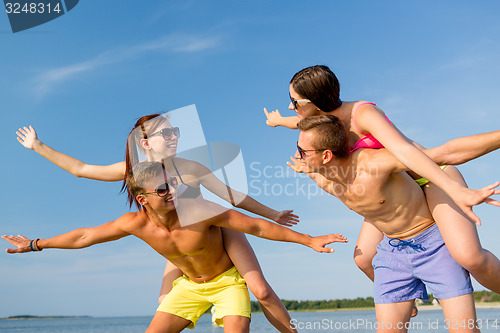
145, 119, 179, 160
289, 84, 322, 120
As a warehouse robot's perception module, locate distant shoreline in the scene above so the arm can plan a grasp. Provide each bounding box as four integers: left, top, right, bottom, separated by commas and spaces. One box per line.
3, 303, 499, 319
1, 316, 91, 321
289, 302, 500, 313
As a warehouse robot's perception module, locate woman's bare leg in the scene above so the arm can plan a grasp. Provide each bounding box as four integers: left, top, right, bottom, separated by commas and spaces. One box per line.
221, 228, 296, 333
354, 220, 383, 281
424, 166, 500, 293
158, 261, 183, 304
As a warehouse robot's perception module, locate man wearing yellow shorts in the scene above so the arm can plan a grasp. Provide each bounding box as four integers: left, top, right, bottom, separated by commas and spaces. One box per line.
2, 161, 347, 332
159, 266, 250, 328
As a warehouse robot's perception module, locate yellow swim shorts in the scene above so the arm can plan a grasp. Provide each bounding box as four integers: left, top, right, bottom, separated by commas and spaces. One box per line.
157, 266, 251, 329
415, 165, 448, 187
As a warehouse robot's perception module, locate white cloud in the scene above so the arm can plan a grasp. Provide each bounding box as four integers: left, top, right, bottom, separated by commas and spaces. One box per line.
33, 33, 221, 99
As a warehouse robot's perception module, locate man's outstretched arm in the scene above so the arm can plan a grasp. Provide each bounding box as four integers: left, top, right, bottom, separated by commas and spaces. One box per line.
214, 209, 348, 253
425, 130, 500, 166
2, 217, 131, 254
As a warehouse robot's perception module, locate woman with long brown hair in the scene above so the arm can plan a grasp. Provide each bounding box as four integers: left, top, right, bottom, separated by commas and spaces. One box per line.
17, 112, 298, 332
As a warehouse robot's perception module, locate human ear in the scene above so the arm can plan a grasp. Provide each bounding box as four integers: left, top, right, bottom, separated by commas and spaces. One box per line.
137, 194, 148, 206
322, 150, 334, 164
140, 139, 152, 150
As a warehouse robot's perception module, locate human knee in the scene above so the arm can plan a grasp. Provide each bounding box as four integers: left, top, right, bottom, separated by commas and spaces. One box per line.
454, 251, 487, 273
451, 248, 488, 273
249, 282, 272, 301
354, 252, 373, 273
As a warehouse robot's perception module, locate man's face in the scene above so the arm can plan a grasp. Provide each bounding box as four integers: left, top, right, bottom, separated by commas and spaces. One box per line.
140, 174, 177, 212
296, 131, 325, 171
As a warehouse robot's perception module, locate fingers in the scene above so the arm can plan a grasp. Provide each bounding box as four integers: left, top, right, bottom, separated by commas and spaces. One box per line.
263, 108, 269, 117
484, 198, 500, 207
315, 246, 335, 253
16, 131, 26, 143
484, 181, 500, 190
330, 234, 348, 243
463, 208, 481, 226
1, 234, 29, 246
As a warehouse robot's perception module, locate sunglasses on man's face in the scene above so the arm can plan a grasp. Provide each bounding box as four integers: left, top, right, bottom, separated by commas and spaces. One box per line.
297, 142, 329, 159
289, 94, 311, 110
149, 127, 180, 140
141, 182, 170, 197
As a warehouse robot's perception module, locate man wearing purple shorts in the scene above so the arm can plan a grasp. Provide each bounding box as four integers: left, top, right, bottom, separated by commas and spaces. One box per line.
290, 115, 500, 332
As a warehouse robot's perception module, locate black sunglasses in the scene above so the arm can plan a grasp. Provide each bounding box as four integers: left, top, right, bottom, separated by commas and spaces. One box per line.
297, 142, 330, 159
140, 182, 170, 197
149, 127, 180, 140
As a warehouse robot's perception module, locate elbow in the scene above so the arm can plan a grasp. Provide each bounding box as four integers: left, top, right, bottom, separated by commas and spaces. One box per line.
75, 229, 91, 248
71, 166, 85, 178
440, 152, 463, 166
250, 224, 264, 238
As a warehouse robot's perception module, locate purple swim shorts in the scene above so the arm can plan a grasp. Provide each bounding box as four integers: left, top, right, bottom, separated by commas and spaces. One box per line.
372, 224, 473, 304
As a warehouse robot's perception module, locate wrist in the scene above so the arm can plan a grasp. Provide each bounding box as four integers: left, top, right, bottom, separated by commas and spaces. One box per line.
30, 238, 43, 252
303, 234, 313, 247
31, 140, 42, 151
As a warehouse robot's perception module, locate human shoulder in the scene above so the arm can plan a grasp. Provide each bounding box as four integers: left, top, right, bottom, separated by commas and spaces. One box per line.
172, 157, 208, 176
115, 211, 148, 231
352, 101, 385, 118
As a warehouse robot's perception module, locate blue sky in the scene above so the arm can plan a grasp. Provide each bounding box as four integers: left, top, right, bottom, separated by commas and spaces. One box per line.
1, 0, 500, 318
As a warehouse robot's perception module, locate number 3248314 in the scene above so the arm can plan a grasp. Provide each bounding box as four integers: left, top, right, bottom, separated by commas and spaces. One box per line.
5, 2, 62, 14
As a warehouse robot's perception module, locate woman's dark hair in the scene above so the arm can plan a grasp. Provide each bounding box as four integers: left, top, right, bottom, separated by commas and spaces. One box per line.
290, 65, 342, 112
121, 114, 166, 209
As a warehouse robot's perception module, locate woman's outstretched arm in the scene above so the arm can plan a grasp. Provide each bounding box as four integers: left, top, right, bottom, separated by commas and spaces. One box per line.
353, 104, 498, 224
17, 125, 126, 181
264, 108, 299, 129
186, 160, 299, 226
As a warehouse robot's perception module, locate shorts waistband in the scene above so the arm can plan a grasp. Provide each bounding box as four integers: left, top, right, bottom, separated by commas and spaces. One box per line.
385, 223, 438, 252
189, 265, 237, 284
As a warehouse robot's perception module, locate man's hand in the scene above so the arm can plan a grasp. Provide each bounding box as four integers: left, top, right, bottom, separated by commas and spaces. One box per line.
274, 210, 299, 227
455, 182, 500, 226
16, 125, 39, 150
2, 235, 33, 254
287, 156, 306, 173
309, 234, 348, 253
264, 108, 284, 127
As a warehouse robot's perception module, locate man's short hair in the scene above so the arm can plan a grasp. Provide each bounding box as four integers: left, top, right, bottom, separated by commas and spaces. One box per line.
126, 161, 167, 202
297, 115, 350, 158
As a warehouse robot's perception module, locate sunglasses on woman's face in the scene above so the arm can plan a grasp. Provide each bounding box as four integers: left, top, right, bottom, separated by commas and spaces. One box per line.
149, 127, 180, 140
289, 94, 311, 110
141, 182, 170, 197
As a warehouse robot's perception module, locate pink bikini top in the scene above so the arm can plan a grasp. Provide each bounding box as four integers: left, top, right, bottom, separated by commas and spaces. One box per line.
350, 102, 391, 152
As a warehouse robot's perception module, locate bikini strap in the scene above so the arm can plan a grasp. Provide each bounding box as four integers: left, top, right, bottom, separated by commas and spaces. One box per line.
171, 159, 185, 184
352, 101, 376, 135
